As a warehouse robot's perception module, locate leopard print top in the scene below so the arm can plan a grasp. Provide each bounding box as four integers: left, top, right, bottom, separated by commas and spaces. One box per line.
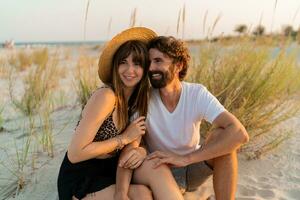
76, 86, 121, 142
76, 107, 120, 142
93, 110, 120, 142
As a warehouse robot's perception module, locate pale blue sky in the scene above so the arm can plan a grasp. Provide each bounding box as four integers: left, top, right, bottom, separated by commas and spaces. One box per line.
1, 0, 299, 42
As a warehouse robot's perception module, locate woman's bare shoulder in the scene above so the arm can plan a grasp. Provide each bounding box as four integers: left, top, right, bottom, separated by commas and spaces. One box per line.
82, 87, 116, 118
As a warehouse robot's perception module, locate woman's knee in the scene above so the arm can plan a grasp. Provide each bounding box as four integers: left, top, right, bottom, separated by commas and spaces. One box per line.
130, 185, 152, 200
138, 159, 169, 173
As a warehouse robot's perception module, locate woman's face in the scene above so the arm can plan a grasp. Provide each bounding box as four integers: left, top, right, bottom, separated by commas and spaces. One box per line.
118, 53, 144, 89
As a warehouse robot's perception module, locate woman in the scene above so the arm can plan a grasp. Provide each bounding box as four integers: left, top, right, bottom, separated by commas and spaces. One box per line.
57, 27, 155, 200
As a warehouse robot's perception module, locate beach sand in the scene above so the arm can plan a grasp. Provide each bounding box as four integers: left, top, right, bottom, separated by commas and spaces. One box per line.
0, 47, 299, 200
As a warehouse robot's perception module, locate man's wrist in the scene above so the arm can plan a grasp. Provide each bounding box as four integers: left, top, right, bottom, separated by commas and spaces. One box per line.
184, 153, 193, 166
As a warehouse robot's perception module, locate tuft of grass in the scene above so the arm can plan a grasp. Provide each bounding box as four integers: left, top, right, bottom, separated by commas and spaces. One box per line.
0, 57, 9, 78
189, 43, 300, 154
0, 131, 33, 197
129, 7, 137, 27
16, 50, 33, 71
9, 53, 60, 116
0, 104, 4, 132
31, 48, 49, 67
245, 131, 293, 159
84, 0, 92, 40
74, 54, 99, 107
39, 102, 54, 157
176, 8, 182, 36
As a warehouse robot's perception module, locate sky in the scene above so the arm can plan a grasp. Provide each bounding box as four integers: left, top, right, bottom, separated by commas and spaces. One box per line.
0, 0, 300, 42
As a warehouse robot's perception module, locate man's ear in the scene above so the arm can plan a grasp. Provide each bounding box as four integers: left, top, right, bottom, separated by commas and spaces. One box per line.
175, 62, 183, 73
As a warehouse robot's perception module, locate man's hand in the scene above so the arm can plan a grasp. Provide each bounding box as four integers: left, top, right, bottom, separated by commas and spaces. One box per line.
147, 151, 189, 168
119, 147, 147, 169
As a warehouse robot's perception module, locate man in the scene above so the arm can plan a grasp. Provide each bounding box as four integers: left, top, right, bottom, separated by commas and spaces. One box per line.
121, 36, 249, 200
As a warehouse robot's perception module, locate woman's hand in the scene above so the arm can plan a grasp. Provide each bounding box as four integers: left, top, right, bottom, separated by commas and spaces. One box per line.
119, 147, 147, 169
121, 116, 146, 145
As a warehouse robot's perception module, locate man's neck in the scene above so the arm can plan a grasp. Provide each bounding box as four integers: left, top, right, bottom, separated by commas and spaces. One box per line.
158, 78, 182, 113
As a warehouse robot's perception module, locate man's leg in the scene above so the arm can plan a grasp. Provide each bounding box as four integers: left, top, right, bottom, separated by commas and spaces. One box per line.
205, 131, 238, 200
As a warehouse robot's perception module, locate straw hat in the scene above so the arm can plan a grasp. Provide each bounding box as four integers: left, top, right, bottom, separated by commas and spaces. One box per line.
98, 27, 157, 84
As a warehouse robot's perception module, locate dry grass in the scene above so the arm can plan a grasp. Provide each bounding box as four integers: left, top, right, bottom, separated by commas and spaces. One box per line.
74, 54, 100, 107
31, 48, 49, 67
189, 42, 300, 156
0, 124, 33, 197
0, 104, 4, 132
0, 57, 9, 78
7, 48, 50, 72
38, 102, 54, 158
9, 52, 60, 116
129, 7, 137, 27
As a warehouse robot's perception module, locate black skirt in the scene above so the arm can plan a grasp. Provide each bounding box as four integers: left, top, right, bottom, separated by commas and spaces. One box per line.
57, 152, 119, 200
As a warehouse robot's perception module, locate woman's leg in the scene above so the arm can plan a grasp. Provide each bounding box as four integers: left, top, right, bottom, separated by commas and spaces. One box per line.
80, 184, 152, 200
133, 159, 184, 200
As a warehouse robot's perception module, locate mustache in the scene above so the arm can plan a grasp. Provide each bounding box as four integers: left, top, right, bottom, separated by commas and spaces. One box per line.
148, 70, 164, 77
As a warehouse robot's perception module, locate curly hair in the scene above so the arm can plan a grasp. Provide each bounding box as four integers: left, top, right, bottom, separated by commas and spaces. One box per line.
148, 36, 191, 81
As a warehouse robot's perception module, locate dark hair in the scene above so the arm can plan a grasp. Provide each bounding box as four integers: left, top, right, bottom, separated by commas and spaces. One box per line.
148, 36, 190, 81
112, 40, 149, 130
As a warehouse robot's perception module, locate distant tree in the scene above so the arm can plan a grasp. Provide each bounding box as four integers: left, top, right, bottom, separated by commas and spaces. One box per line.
282, 25, 298, 40
282, 25, 294, 37
234, 24, 248, 35
297, 27, 300, 43
253, 25, 265, 36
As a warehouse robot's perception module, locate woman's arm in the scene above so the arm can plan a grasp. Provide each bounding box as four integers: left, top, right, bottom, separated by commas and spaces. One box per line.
67, 88, 146, 164
114, 138, 142, 199
67, 88, 122, 163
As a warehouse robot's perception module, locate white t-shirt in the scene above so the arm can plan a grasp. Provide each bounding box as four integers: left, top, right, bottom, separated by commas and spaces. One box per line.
145, 82, 226, 155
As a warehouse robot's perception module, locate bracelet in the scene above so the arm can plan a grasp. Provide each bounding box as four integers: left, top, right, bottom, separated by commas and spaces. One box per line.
115, 136, 125, 150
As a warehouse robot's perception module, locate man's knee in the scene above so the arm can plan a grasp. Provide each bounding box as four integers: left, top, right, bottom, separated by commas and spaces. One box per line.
209, 151, 238, 169
135, 159, 169, 174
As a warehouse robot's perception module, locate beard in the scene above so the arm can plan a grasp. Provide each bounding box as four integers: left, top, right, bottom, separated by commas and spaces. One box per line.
148, 68, 175, 88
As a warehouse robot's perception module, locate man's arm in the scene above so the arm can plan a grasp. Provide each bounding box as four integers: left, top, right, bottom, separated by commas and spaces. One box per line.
148, 111, 249, 168
185, 111, 249, 165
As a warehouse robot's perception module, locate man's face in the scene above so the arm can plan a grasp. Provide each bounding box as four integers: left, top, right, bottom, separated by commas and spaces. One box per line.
148, 48, 176, 88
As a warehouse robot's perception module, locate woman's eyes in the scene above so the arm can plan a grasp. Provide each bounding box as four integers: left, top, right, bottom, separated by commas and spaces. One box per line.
119, 59, 142, 67
120, 61, 141, 66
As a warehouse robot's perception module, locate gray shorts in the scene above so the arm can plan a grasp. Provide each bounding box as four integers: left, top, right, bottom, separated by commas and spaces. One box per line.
171, 161, 213, 192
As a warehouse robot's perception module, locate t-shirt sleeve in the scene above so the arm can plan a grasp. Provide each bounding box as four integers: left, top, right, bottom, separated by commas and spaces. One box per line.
196, 86, 226, 123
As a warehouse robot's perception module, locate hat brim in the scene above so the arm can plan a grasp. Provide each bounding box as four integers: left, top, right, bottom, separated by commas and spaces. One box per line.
98, 27, 157, 84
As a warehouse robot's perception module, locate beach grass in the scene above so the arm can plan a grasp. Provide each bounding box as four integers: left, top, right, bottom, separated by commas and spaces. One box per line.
0, 104, 4, 132
9, 52, 60, 116
31, 48, 49, 67
74, 54, 100, 107
0, 57, 9, 78
39, 102, 54, 158
189, 41, 300, 156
